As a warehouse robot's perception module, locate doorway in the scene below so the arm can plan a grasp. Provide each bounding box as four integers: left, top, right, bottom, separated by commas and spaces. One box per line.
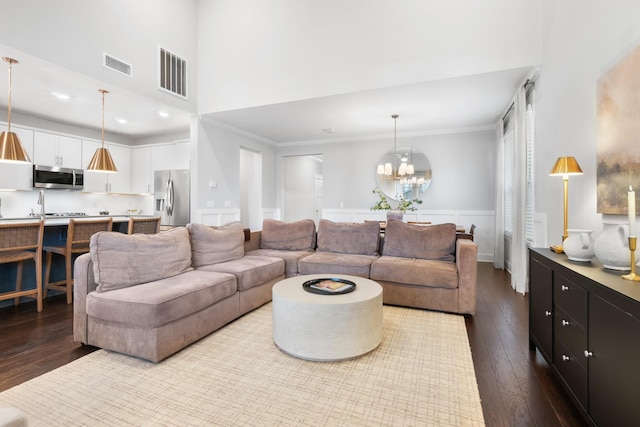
283, 155, 323, 224
239, 147, 262, 230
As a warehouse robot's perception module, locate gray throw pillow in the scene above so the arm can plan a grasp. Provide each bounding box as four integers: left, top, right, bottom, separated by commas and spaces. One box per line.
316, 219, 380, 255
260, 219, 317, 251
382, 220, 456, 261
187, 222, 245, 267
91, 227, 192, 292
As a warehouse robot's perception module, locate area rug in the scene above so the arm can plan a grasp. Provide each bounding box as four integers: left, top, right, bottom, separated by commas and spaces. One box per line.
0, 304, 484, 426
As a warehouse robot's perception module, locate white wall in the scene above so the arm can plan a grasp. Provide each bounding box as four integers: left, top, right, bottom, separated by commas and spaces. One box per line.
197, 0, 543, 113
535, 0, 640, 246
194, 119, 277, 213
277, 129, 496, 211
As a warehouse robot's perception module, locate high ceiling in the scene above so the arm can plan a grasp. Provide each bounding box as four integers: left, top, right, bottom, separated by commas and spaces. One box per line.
1, 45, 533, 145
204, 67, 533, 144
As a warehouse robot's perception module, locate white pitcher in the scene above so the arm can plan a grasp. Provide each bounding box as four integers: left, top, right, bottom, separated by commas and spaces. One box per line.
594, 221, 640, 270
563, 229, 595, 262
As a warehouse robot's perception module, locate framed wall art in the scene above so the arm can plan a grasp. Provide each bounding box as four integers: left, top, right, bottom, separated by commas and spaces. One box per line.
596, 43, 640, 214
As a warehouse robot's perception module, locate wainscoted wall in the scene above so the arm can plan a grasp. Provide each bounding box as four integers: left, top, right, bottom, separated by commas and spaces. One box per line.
195, 208, 241, 226
194, 208, 494, 262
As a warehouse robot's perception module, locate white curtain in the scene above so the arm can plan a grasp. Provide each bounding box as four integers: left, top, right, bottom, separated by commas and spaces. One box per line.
495, 83, 531, 294
511, 86, 528, 294
494, 121, 505, 270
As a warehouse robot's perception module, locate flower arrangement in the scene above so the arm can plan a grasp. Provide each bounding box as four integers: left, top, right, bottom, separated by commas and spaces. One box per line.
370, 187, 422, 213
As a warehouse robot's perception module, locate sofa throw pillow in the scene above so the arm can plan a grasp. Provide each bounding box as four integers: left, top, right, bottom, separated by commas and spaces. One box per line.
187, 222, 245, 267
91, 227, 192, 293
382, 220, 456, 261
260, 218, 316, 251
316, 219, 380, 255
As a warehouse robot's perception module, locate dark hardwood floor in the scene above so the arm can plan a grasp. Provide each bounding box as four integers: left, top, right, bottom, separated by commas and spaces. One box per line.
0, 264, 586, 426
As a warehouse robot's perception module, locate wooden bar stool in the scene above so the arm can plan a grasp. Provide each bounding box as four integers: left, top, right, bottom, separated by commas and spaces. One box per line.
127, 216, 161, 234
43, 218, 112, 304
0, 221, 45, 312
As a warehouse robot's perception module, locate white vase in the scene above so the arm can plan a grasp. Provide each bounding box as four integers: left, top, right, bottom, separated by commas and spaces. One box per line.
563, 229, 595, 262
594, 221, 640, 270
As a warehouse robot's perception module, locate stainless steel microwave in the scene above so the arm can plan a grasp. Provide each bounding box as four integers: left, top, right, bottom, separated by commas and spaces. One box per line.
33, 165, 84, 190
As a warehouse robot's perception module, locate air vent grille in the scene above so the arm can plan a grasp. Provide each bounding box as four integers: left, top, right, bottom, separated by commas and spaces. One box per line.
159, 47, 187, 99
103, 53, 132, 77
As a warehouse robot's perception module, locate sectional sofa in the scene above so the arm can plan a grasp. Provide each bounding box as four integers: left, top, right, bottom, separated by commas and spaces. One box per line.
247, 218, 478, 315
73, 218, 477, 362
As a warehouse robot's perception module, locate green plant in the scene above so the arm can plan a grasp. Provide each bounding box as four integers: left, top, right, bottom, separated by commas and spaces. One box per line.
370, 187, 422, 213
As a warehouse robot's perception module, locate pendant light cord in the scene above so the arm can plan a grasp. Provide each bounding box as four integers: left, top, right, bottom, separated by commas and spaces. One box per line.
99, 89, 109, 148
3, 57, 17, 132
392, 114, 399, 179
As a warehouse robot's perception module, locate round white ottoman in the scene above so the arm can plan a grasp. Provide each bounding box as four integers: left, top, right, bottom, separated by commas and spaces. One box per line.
272, 274, 383, 361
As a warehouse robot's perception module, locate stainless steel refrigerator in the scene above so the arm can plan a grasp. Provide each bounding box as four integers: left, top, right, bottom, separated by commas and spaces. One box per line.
154, 169, 190, 226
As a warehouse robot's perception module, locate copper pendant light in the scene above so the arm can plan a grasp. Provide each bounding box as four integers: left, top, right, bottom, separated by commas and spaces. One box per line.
86, 89, 117, 173
0, 57, 31, 163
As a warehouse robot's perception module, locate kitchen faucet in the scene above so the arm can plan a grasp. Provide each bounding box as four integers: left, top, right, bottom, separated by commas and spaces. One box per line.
37, 190, 45, 219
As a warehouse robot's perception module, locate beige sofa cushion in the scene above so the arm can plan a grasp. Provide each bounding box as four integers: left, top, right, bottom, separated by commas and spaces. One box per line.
198, 255, 284, 291
90, 227, 192, 293
246, 248, 313, 277
370, 256, 458, 289
260, 219, 317, 251
298, 252, 378, 278
317, 219, 380, 255
187, 222, 245, 267
86, 270, 238, 328
383, 221, 456, 261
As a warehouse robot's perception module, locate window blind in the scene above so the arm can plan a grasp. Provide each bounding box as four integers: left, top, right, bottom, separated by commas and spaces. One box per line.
525, 104, 535, 245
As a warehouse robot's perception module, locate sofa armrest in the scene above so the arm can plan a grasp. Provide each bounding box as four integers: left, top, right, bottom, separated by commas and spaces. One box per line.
456, 239, 478, 315
73, 252, 97, 343
244, 231, 262, 252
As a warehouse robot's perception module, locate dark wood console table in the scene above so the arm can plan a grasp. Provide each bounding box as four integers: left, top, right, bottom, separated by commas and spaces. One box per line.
529, 248, 640, 427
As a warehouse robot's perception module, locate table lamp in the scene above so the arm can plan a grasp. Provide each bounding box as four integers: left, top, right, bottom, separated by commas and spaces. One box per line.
549, 156, 583, 253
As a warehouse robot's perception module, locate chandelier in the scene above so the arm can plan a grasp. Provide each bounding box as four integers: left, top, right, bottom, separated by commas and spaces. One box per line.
376, 115, 425, 191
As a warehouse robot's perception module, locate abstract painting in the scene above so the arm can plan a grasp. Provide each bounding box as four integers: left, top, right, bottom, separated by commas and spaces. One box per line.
596, 43, 640, 214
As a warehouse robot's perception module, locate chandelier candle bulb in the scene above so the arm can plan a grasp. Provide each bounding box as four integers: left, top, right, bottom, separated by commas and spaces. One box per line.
629, 185, 636, 237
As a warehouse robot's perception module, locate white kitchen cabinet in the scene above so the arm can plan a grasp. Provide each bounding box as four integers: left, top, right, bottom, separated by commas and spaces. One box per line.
33, 131, 82, 169
107, 144, 131, 193
81, 139, 131, 193
151, 142, 190, 171
0, 125, 34, 190
131, 147, 153, 194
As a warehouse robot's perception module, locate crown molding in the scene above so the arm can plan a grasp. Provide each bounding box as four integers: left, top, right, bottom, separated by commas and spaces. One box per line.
275, 124, 496, 148
199, 116, 277, 146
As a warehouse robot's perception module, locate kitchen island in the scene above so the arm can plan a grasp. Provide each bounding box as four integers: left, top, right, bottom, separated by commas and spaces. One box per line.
0, 215, 156, 308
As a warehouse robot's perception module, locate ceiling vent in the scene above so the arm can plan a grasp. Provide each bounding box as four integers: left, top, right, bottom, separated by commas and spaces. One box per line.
159, 47, 187, 99
103, 52, 132, 78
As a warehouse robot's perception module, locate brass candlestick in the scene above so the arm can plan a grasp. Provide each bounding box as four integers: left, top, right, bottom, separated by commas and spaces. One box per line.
621, 237, 640, 281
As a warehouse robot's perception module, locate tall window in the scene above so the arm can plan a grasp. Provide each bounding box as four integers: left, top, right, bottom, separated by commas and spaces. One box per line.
503, 90, 535, 245
525, 104, 535, 245
503, 127, 515, 235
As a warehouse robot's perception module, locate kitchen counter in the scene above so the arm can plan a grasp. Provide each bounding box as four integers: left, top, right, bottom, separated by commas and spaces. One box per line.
0, 214, 154, 225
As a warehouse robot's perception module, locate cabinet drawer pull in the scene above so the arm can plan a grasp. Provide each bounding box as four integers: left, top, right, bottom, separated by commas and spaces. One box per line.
562, 320, 570, 326
545, 310, 552, 316
584, 350, 593, 358
562, 355, 570, 361
561, 285, 569, 291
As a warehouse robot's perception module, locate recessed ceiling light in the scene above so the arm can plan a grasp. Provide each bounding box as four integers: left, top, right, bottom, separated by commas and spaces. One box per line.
157, 111, 170, 118
116, 118, 127, 124
322, 128, 335, 134
52, 91, 70, 100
